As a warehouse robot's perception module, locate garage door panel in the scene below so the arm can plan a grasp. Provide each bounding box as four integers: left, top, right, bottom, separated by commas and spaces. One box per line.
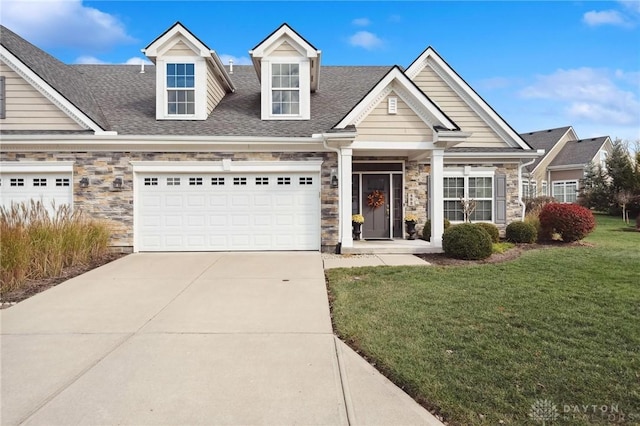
137, 172, 320, 251
1, 173, 73, 216
209, 215, 228, 226
253, 214, 271, 226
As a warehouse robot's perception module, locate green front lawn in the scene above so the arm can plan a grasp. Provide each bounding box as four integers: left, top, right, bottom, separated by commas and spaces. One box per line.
326, 215, 640, 425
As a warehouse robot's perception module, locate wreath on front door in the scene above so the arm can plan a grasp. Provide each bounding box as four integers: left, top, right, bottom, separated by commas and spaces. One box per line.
367, 190, 385, 209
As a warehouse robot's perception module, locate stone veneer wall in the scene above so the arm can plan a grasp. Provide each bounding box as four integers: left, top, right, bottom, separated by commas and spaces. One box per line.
1, 152, 339, 252
421, 162, 522, 234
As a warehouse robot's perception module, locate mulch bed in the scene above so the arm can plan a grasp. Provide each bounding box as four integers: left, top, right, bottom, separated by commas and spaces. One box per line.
417, 240, 592, 266
0, 252, 127, 308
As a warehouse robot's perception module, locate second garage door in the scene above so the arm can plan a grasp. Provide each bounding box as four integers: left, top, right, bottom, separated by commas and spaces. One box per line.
137, 172, 320, 251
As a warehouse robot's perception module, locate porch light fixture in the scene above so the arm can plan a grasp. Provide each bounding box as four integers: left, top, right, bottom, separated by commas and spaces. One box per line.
330, 168, 338, 188
79, 177, 89, 188
112, 177, 123, 190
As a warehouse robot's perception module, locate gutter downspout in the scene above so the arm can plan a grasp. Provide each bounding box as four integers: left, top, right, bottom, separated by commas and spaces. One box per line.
519, 158, 537, 219
322, 137, 342, 250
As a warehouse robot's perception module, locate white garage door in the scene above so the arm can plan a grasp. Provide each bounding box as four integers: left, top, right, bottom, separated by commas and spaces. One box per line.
137, 172, 320, 251
0, 173, 72, 215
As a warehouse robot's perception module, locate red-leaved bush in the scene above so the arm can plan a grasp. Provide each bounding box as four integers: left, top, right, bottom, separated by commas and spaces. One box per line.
539, 203, 596, 242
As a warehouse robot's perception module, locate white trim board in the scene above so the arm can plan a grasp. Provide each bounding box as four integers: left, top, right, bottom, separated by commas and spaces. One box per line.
0, 161, 75, 173
130, 160, 324, 174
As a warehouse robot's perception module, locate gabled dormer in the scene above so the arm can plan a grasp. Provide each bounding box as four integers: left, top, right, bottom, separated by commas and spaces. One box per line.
142, 22, 234, 121
249, 24, 321, 121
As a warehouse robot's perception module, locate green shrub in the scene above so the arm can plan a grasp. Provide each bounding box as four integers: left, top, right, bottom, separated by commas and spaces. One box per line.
539, 203, 596, 242
442, 223, 493, 260
506, 221, 538, 243
474, 222, 500, 243
420, 218, 451, 241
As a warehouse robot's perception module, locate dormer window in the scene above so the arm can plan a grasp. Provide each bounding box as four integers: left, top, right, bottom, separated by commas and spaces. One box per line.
272, 63, 300, 115
167, 63, 195, 115
143, 22, 235, 121
250, 24, 321, 121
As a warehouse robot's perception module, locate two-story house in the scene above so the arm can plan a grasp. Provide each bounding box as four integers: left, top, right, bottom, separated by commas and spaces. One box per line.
0, 22, 541, 253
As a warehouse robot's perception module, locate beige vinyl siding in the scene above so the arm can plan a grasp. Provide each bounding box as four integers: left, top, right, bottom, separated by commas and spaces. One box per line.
413, 64, 507, 148
355, 91, 432, 142
0, 62, 83, 131
530, 130, 576, 183
550, 169, 583, 182
165, 40, 197, 57
270, 41, 302, 57
206, 62, 226, 114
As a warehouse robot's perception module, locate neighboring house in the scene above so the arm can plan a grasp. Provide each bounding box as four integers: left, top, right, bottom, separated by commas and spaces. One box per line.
520, 127, 612, 203
0, 22, 540, 253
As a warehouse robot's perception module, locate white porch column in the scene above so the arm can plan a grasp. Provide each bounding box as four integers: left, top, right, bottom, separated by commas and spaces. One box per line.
429, 149, 445, 249
340, 148, 353, 248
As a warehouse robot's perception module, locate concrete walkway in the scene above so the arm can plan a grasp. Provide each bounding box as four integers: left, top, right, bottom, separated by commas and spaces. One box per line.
323, 254, 431, 269
1, 252, 442, 425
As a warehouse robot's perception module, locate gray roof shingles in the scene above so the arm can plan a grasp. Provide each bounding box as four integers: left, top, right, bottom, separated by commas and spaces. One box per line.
1, 23, 390, 137
549, 137, 609, 167
72, 64, 391, 137
0, 25, 109, 130
519, 126, 572, 171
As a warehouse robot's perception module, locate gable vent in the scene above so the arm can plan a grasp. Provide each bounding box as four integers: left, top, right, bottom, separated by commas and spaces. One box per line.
388, 97, 397, 114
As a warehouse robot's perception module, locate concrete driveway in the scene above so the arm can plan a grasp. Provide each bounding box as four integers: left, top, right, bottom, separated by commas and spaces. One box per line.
1, 252, 441, 425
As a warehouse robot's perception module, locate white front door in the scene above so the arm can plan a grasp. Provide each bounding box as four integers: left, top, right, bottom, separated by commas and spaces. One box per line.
137, 172, 320, 251
0, 173, 72, 215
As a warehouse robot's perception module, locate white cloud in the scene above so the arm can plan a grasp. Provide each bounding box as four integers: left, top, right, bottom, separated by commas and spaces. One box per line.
349, 31, 384, 50
352, 18, 371, 27
124, 57, 152, 66
218, 54, 252, 66
583, 10, 631, 27
73, 56, 151, 65
0, 0, 134, 50
619, 0, 640, 14
520, 67, 640, 126
74, 56, 108, 65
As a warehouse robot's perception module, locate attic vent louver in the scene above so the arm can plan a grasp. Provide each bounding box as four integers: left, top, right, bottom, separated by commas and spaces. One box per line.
388, 97, 397, 114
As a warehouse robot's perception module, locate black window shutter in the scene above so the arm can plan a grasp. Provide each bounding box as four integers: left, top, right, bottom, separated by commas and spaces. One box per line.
495, 174, 507, 224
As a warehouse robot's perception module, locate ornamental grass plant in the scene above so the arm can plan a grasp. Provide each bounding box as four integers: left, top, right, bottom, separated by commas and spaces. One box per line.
0, 201, 111, 295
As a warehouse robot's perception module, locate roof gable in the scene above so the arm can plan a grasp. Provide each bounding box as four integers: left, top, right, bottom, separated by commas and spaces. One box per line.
520, 126, 577, 172
143, 22, 234, 93
0, 25, 109, 132
549, 136, 612, 168
335, 66, 458, 133
406, 47, 531, 150
143, 22, 211, 58
250, 23, 321, 91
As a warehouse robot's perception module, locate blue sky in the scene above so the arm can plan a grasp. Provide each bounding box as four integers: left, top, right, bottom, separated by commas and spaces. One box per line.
1, 0, 639, 142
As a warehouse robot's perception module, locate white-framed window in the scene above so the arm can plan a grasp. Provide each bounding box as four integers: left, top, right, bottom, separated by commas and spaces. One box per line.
522, 181, 537, 199
271, 63, 300, 115
443, 168, 494, 222
599, 150, 608, 170
552, 180, 578, 203
541, 181, 548, 196
166, 63, 195, 115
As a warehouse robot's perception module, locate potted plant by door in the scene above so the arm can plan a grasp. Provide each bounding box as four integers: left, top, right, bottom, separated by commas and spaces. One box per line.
404, 213, 418, 240
352, 214, 364, 240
